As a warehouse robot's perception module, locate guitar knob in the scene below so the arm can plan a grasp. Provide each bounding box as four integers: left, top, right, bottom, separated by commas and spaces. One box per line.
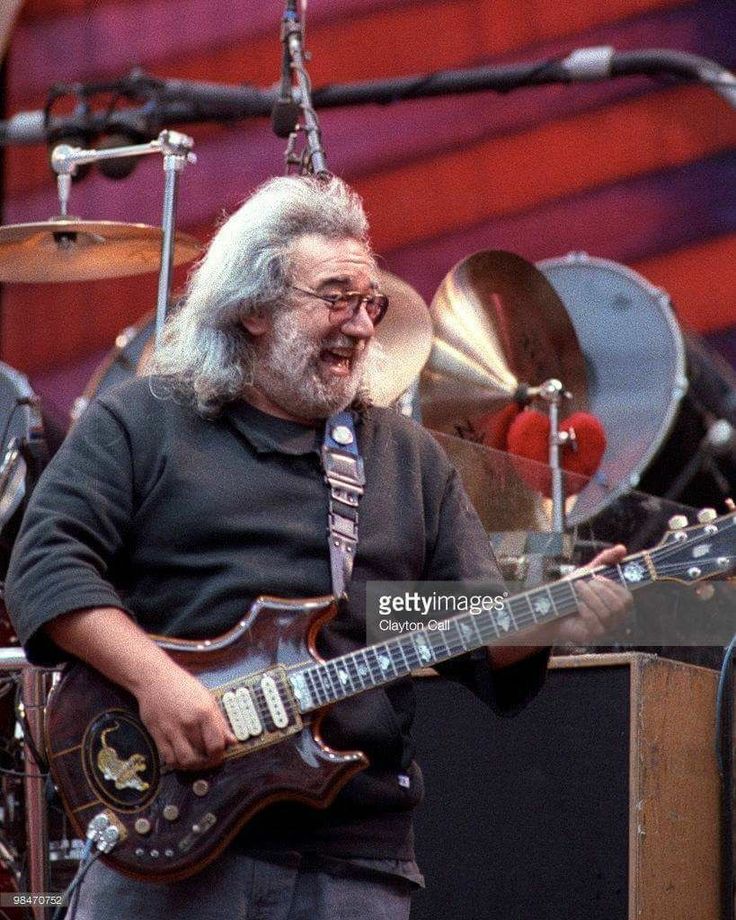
697, 508, 717, 524
668, 514, 689, 530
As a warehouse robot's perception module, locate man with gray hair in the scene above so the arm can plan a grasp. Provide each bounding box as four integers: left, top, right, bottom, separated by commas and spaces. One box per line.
7, 175, 630, 919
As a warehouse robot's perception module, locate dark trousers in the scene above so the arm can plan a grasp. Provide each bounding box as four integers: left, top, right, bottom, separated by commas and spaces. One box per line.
70, 851, 414, 920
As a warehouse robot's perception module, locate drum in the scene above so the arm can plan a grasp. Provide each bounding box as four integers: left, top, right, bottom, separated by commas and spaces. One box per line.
537, 253, 688, 524
0, 364, 45, 648
72, 312, 156, 421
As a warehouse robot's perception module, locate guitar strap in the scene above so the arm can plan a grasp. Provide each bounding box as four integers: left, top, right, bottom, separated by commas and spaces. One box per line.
322, 410, 365, 600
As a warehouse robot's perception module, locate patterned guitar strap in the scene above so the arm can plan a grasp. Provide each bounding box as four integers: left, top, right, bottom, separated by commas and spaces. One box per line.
322, 410, 365, 600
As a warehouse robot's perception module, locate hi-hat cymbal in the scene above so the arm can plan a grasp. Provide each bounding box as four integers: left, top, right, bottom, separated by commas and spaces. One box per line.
370, 269, 433, 406
0, 219, 202, 283
420, 250, 588, 440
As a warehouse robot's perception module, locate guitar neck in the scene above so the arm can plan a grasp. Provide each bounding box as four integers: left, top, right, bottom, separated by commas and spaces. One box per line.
290, 552, 654, 713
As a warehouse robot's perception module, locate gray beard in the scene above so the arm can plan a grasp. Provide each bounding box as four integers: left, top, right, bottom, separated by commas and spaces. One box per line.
251, 309, 387, 419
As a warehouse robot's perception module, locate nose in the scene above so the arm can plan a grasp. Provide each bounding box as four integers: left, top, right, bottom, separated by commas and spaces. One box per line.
339, 299, 375, 341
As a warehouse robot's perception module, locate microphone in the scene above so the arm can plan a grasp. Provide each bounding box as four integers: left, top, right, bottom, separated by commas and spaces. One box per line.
272, 0, 301, 139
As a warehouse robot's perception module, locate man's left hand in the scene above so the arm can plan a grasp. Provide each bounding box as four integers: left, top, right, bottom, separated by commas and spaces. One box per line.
549, 544, 633, 646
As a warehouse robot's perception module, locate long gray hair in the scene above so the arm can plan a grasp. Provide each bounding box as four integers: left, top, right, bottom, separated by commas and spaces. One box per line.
151, 175, 370, 415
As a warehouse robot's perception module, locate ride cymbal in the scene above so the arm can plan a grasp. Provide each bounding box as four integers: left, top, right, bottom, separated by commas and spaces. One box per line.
0, 219, 202, 283
420, 250, 588, 442
370, 269, 433, 407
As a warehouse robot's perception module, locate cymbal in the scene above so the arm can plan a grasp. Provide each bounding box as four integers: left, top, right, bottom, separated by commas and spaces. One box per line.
420, 250, 588, 441
431, 430, 551, 533
0, 219, 202, 283
369, 269, 433, 407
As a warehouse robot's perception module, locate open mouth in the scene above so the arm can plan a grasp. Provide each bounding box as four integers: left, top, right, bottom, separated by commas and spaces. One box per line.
320, 348, 355, 376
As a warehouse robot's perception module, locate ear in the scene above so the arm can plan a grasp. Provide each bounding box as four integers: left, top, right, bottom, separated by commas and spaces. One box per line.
241, 308, 271, 338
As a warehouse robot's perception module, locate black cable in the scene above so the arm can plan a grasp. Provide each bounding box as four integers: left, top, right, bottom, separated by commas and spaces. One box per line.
715, 634, 736, 920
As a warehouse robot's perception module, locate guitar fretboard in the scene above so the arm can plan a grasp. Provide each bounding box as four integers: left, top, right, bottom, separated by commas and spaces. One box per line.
289, 555, 653, 713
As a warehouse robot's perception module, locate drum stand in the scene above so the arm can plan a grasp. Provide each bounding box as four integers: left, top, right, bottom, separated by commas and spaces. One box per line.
536, 378, 576, 578
50, 130, 197, 348
0, 648, 49, 920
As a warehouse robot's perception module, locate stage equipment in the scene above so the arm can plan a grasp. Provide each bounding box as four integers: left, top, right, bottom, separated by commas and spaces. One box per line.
0, 220, 200, 284
538, 253, 736, 521
49, 130, 198, 348
1, 48, 734, 148
419, 251, 588, 434
412, 653, 721, 920
420, 250, 592, 539
274, 0, 329, 177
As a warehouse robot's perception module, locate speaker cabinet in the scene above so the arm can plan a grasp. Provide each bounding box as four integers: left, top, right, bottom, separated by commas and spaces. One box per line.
411, 653, 721, 920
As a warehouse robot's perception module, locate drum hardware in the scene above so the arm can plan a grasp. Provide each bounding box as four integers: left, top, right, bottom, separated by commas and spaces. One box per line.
0, 221, 201, 285
419, 251, 588, 444
419, 250, 589, 563
533, 378, 573, 541
50, 129, 198, 349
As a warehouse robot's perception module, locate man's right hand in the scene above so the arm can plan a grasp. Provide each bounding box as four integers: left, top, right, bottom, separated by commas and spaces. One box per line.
135, 666, 237, 771
45, 606, 237, 771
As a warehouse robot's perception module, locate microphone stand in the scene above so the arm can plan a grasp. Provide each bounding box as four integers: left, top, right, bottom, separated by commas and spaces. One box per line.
3, 47, 734, 147
50, 130, 197, 347
281, 2, 330, 177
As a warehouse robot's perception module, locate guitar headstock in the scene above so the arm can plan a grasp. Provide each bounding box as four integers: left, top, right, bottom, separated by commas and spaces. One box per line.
648, 505, 736, 585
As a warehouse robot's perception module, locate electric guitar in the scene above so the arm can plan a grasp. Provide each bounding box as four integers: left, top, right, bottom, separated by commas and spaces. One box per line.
44, 508, 736, 882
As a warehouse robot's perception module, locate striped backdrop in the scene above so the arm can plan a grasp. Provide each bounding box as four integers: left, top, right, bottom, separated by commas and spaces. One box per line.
2, 0, 736, 425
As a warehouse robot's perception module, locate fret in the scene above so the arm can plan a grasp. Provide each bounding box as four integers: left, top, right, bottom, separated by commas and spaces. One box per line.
324, 659, 347, 700
373, 643, 399, 681
446, 618, 467, 655
510, 592, 537, 628
358, 648, 378, 687
466, 613, 484, 646
455, 616, 475, 652
315, 666, 334, 703
399, 634, 421, 671
393, 636, 412, 675
343, 653, 365, 690
332, 657, 356, 696
412, 631, 436, 668
303, 668, 324, 707
478, 609, 501, 644
548, 580, 578, 616
434, 624, 453, 658
431, 626, 453, 661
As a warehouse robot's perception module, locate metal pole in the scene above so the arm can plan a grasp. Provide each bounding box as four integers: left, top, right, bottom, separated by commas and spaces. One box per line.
21, 665, 50, 920
155, 152, 185, 347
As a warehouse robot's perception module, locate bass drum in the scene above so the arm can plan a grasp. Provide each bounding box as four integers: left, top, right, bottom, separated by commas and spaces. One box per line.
72, 313, 156, 421
0, 364, 46, 647
537, 253, 688, 524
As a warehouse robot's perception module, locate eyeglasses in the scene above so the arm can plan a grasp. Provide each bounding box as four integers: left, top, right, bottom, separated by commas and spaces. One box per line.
290, 285, 389, 326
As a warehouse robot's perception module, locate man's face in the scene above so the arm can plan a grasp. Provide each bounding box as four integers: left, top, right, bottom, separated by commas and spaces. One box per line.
246, 234, 383, 422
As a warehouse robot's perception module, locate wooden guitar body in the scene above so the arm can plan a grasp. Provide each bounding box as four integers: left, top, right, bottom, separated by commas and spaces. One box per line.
45, 595, 367, 883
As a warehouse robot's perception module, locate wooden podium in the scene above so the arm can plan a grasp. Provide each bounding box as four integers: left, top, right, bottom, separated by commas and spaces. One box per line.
411, 653, 722, 920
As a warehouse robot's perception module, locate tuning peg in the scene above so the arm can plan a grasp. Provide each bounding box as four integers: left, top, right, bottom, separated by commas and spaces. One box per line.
697, 508, 718, 524
668, 514, 689, 530
695, 583, 715, 601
